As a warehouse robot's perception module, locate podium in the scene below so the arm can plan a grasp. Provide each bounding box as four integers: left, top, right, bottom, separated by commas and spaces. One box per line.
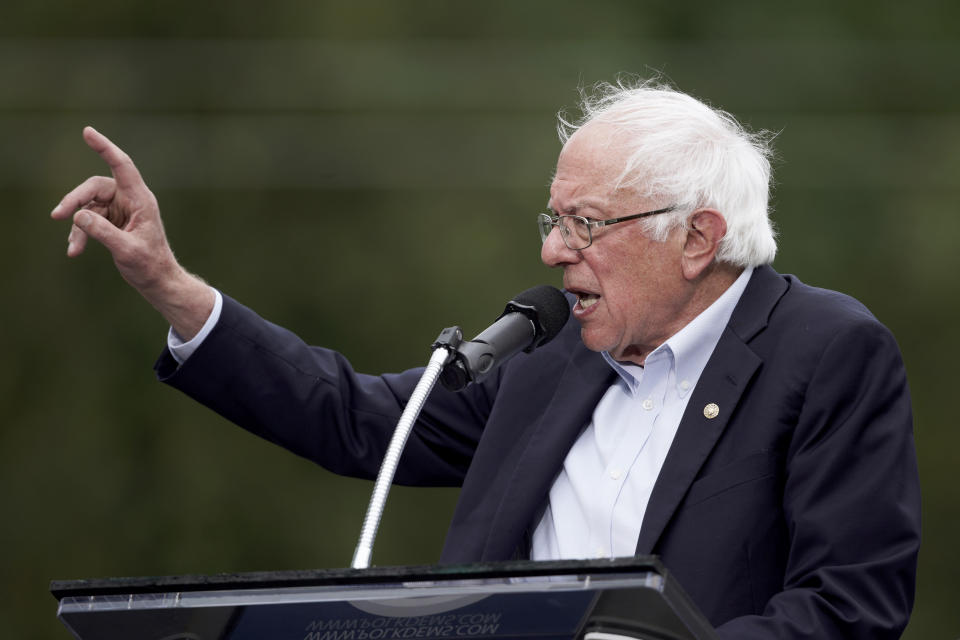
51, 558, 718, 640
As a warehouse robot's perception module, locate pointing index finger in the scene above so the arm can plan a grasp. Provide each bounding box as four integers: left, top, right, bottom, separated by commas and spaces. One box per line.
82, 126, 145, 190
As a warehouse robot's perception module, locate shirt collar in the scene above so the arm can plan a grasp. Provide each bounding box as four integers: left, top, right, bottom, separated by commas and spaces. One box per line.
601, 355, 649, 395
602, 267, 754, 397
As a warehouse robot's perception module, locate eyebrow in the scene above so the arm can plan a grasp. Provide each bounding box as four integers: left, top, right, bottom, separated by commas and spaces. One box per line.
546, 201, 605, 218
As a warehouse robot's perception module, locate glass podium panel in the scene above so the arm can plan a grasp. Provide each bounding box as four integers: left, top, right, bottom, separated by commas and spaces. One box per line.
51, 558, 717, 640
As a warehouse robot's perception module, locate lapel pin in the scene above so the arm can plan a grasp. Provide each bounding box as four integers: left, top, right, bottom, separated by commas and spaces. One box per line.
703, 403, 720, 419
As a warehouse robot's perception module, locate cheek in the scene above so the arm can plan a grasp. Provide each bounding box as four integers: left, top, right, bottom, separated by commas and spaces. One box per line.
596, 269, 659, 336
587, 238, 659, 311
606, 288, 645, 327
599, 268, 646, 311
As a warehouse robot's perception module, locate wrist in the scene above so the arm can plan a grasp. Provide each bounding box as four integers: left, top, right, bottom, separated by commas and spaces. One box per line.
140, 268, 216, 341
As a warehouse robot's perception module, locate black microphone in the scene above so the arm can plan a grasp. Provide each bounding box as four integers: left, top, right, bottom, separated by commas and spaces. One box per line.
439, 285, 569, 391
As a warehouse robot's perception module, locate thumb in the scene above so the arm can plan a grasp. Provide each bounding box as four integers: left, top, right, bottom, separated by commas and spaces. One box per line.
74, 210, 127, 254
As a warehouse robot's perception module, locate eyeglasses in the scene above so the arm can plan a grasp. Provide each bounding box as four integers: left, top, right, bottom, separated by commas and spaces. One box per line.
537, 205, 677, 250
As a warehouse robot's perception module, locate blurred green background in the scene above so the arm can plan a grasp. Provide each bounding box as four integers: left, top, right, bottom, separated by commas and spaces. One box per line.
2, 1, 957, 638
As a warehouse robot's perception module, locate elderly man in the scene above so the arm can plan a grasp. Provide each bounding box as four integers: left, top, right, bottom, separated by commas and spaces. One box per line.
52, 81, 920, 639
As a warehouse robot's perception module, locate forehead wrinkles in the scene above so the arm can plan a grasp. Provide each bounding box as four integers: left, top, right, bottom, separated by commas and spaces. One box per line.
551, 122, 636, 214
549, 179, 607, 216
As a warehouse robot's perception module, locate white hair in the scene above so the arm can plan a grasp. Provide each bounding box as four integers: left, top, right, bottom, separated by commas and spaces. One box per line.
559, 79, 778, 267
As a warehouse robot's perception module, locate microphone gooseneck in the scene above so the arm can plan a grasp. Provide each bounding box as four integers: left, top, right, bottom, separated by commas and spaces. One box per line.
350, 285, 569, 568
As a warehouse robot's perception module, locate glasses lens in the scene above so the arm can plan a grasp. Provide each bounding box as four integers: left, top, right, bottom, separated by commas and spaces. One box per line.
537, 213, 556, 243
538, 214, 591, 249
563, 216, 591, 249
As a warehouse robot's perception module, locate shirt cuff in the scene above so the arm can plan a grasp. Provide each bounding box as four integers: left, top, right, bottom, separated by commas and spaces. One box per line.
167, 289, 224, 364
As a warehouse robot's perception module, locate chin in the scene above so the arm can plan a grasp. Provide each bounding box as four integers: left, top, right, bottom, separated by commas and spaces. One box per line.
578, 327, 616, 355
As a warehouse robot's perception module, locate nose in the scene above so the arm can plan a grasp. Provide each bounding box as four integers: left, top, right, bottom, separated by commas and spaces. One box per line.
540, 225, 580, 267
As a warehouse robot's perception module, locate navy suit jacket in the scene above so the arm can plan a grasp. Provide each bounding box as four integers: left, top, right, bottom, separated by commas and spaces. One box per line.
156, 265, 920, 639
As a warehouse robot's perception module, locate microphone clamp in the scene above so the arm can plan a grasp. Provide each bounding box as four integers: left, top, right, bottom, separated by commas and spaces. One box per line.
432, 326, 477, 392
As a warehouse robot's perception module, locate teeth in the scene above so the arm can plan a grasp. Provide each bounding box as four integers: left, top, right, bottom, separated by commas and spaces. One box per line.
579, 294, 599, 309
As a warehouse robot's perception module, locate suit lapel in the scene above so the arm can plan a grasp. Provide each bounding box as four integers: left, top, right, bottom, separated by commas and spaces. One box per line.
481, 341, 614, 559
634, 332, 761, 553
635, 265, 788, 554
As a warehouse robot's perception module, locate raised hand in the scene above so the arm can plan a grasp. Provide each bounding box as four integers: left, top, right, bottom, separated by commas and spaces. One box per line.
52, 127, 215, 339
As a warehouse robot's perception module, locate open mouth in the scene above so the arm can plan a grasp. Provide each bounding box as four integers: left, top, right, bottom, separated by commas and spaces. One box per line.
569, 289, 600, 311
578, 293, 600, 310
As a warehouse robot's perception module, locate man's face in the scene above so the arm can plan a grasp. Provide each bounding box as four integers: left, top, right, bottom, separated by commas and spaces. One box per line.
541, 123, 690, 364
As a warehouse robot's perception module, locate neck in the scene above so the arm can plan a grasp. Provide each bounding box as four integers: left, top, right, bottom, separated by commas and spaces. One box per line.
687, 261, 743, 317
619, 262, 744, 366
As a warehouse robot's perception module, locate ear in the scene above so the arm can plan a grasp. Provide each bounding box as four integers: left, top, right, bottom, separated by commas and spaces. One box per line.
681, 209, 727, 280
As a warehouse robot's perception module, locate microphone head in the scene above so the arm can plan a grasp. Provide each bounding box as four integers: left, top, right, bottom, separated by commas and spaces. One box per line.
504, 284, 570, 349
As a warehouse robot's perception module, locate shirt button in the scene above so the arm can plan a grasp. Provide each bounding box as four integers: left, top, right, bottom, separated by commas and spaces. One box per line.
680, 380, 691, 390
610, 469, 622, 480
642, 398, 654, 410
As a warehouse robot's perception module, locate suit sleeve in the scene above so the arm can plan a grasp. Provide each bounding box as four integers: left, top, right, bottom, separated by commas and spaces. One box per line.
154, 294, 497, 487
716, 317, 921, 639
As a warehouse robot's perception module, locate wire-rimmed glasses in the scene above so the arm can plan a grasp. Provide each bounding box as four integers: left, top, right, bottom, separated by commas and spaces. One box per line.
537, 205, 677, 250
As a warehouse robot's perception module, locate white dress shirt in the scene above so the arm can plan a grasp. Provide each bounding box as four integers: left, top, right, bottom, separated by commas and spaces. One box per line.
530, 267, 753, 560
